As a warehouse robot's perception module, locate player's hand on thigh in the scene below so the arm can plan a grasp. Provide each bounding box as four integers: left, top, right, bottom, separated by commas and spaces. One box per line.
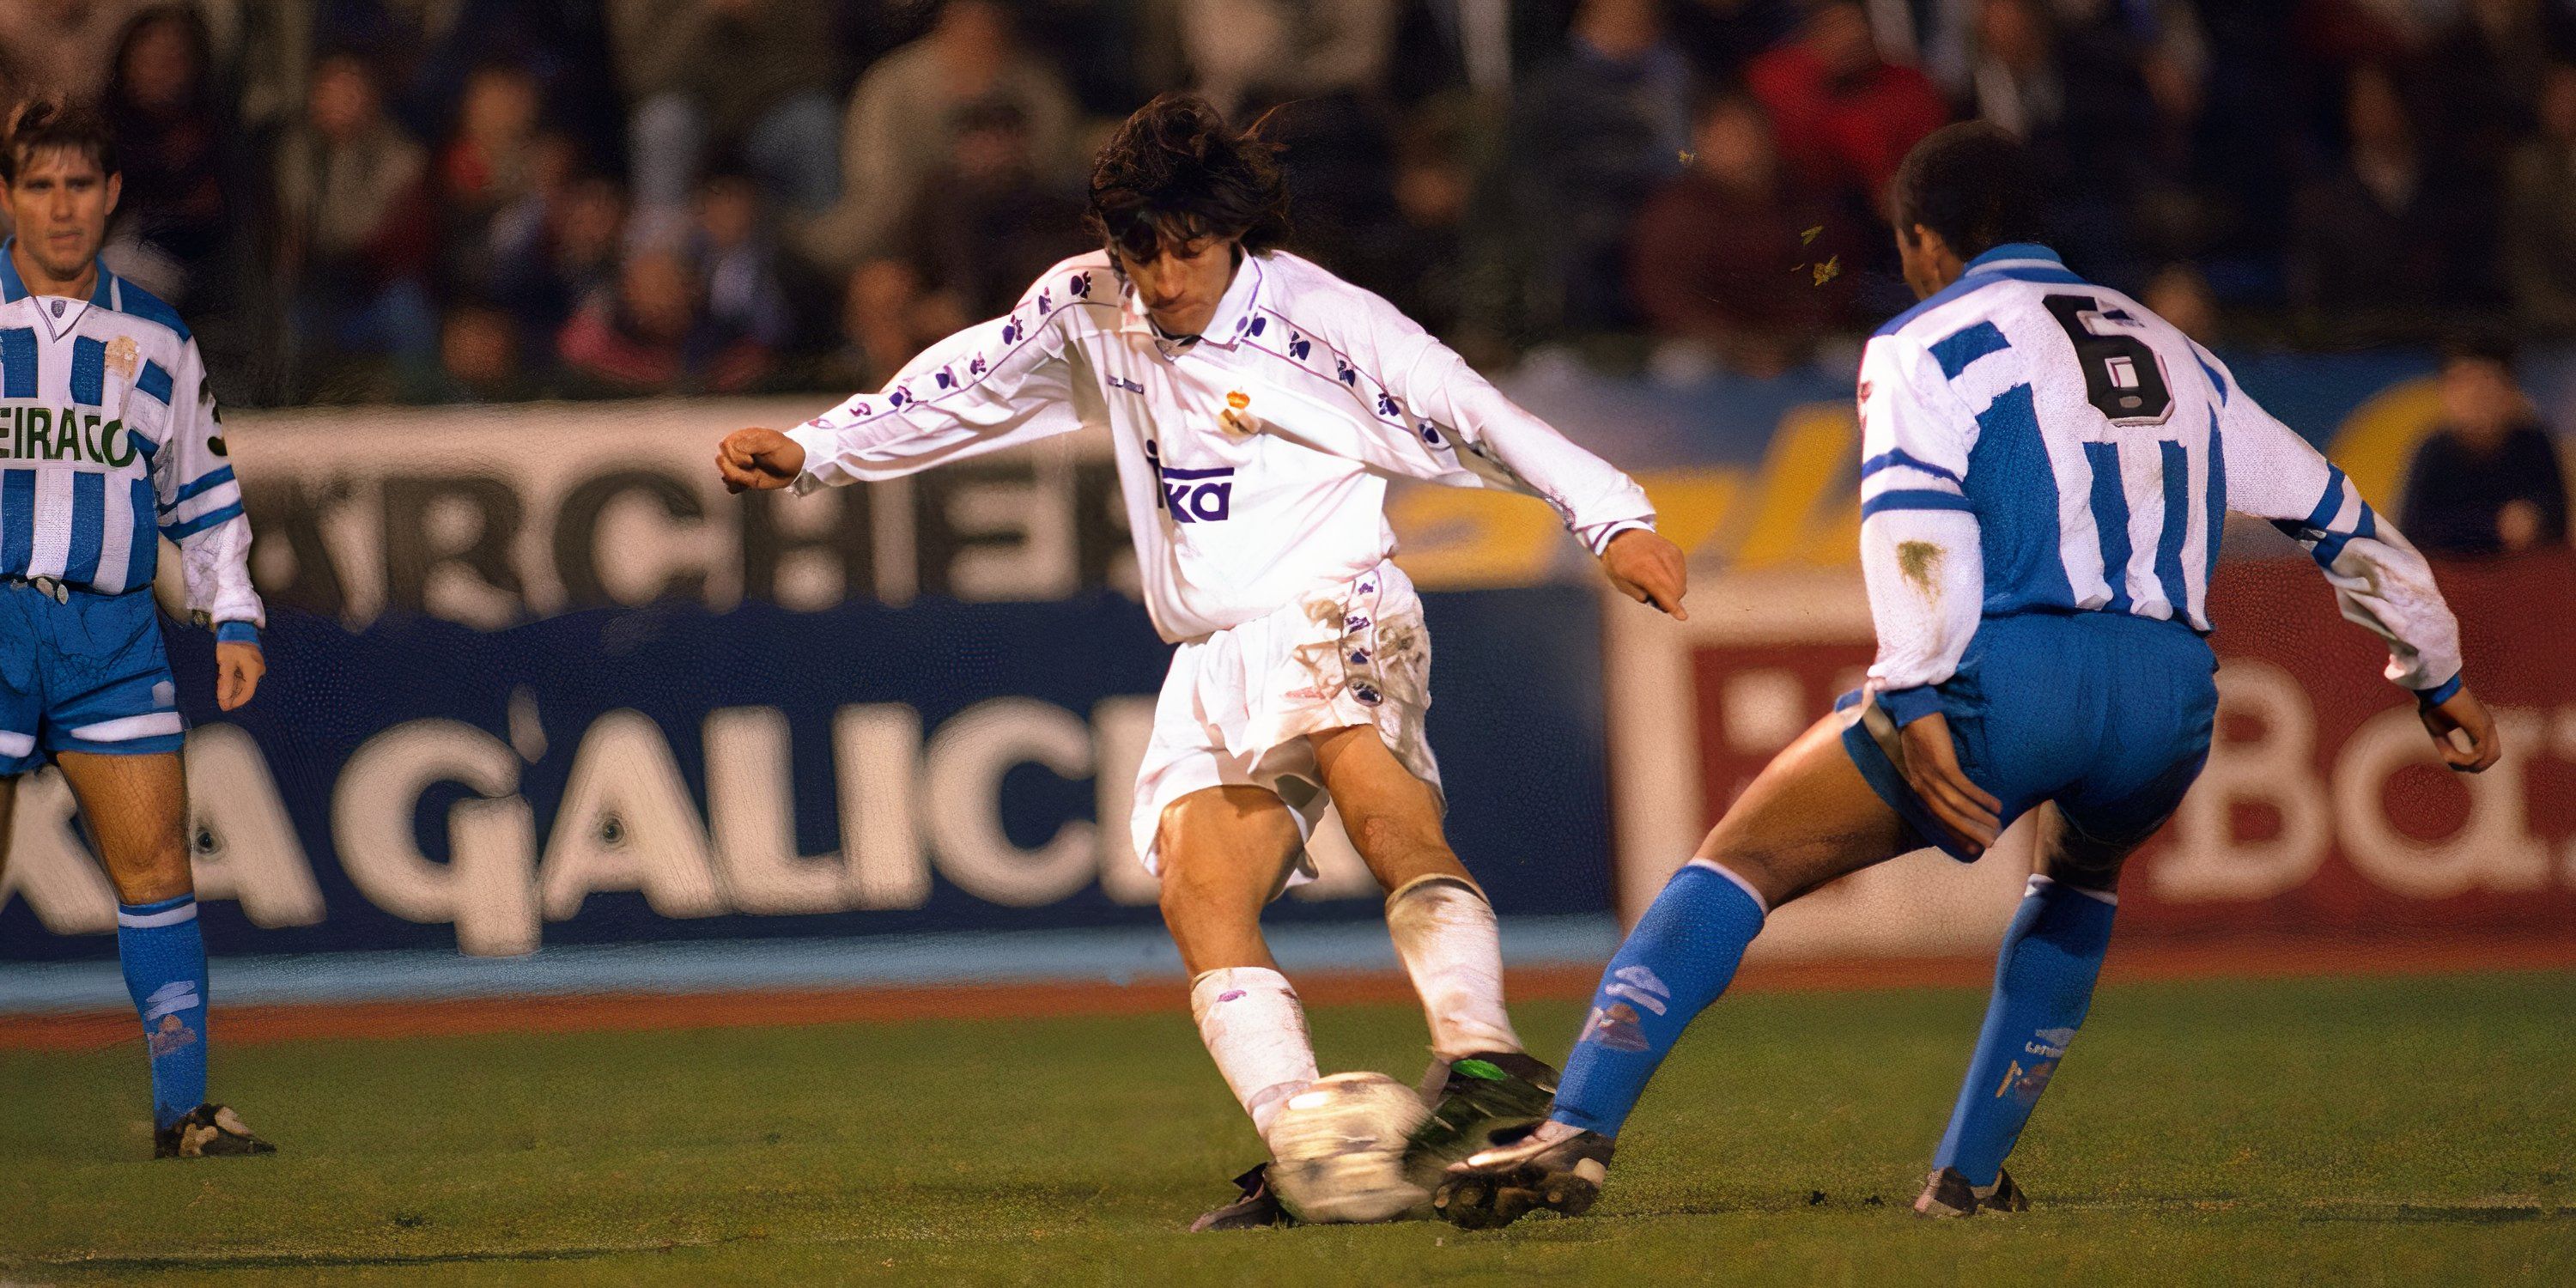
1896, 713, 2002, 856
2419, 686, 2502, 773
715, 428, 806, 494
1600, 529, 1688, 621
215, 641, 264, 711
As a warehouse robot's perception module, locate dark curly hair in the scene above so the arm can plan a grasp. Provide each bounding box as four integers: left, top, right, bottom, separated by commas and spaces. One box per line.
1, 98, 118, 185
1084, 93, 1289, 262
1889, 121, 2044, 260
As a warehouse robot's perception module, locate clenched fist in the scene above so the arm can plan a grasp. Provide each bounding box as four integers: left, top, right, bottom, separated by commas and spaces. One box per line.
715, 428, 807, 494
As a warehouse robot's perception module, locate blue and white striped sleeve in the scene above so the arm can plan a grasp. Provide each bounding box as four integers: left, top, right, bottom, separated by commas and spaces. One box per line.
146, 338, 263, 638
2214, 362, 2463, 696
1856, 332, 1987, 725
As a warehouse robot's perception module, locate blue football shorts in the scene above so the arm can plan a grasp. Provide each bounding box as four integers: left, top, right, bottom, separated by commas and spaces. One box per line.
0, 580, 185, 775
1840, 610, 2220, 862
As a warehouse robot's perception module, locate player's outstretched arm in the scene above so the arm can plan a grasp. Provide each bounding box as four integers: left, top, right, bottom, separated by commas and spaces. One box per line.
2419, 684, 2501, 773
1601, 528, 1689, 619
2206, 347, 2494, 770
715, 428, 806, 494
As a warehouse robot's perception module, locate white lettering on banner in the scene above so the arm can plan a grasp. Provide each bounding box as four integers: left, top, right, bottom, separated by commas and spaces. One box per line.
2154, 660, 2332, 902
705, 705, 848, 915
450, 796, 539, 956
182, 725, 325, 928
226, 402, 1133, 629
11, 700, 1394, 955
944, 458, 1078, 602
2333, 706, 2552, 898
837, 704, 928, 908
0, 769, 115, 933
334, 719, 539, 955
1603, 571, 2576, 957
539, 709, 727, 920
923, 697, 1097, 907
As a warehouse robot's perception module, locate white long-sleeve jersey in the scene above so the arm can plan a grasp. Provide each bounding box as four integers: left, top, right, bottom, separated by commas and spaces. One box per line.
0, 248, 261, 634
788, 250, 1656, 641
1856, 243, 2463, 725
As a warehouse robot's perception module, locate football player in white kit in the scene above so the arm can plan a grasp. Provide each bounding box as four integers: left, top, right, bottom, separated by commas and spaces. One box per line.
717, 94, 1688, 1227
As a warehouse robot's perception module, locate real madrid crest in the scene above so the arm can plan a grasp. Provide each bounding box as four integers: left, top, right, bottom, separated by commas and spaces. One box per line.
1218, 388, 1258, 438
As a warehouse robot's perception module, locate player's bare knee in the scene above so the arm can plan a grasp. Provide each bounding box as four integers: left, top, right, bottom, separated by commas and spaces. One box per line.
103, 837, 192, 905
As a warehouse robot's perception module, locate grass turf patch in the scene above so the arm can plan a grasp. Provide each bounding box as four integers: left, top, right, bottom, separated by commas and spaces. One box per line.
4, 969, 2570, 1285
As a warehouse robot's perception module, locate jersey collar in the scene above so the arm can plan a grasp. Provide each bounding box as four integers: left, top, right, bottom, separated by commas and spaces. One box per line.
1963, 242, 2064, 276
0, 238, 115, 308
1199, 252, 1268, 349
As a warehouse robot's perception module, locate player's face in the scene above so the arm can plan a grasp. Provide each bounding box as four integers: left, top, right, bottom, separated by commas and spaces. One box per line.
1115, 234, 1239, 337
6, 147, 120, 283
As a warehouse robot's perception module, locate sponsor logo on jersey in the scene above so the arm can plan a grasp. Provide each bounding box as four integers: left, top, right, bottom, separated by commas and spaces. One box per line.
0, 405, 137, 466
1143, 440, 1234, 522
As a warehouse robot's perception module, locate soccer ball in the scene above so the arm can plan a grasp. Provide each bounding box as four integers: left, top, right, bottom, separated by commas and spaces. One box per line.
1265, 1071, 1432, 1224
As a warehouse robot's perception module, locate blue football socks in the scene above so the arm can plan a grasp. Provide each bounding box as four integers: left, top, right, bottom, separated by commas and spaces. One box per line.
1933, 874, 2117, 1185
118, 895, 210, 1130
1550, 860, 1768, 1137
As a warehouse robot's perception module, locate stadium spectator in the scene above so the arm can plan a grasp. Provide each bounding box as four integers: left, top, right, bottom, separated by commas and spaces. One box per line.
843, 98, 1086, 385
2142, 261, 2221, 344
0, 0, 152, 104
1472, 0, 1696, 337
430, 298, 538, 403
609, 0, 842, 219
99, 4, 239, 307
799, 0, 1078, 273
1377, 105, 1474, 339
2290, 63, 2477, 341
272, 50, 439, 399
2500, 62, 2576, 335
1745, 0, 1948, 215
478, 146, 615, 343
1943, 0, 2199, 277
433, 62, 547, 287
315, 0, 623, 169
1628, 94, 1856, 375
1179, 0, 1398, 118
691, 166, 793, 355
2419, 0, 2576, 192
2399, 337, 2573, 556
557, 243, 774, 395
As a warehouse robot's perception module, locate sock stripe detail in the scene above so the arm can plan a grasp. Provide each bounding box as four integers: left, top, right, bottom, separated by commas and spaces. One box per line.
1687, 858, 1771, 916
117, 899, 198, 928
2026, 873, 2117, 905
1383, 872, 1485, 909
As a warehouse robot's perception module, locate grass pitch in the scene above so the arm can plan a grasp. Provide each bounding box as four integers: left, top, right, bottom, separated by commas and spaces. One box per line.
4, 969, 2572, 1286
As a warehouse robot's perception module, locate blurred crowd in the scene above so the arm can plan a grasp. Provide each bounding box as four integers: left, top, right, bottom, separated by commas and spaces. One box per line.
13, 0, 2576, 408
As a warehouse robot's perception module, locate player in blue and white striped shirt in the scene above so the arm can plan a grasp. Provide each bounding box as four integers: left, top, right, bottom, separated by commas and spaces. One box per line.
1437, 123, 2501, 1228
0, 101, 273, 1157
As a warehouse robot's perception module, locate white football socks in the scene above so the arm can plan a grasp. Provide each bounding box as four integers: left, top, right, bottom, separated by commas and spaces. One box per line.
1386, 874, 1522, 1060
1189, 966, 1320, 1140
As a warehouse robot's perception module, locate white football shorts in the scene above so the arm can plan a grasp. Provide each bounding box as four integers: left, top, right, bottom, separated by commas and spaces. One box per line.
1129, 560, 1443, 888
